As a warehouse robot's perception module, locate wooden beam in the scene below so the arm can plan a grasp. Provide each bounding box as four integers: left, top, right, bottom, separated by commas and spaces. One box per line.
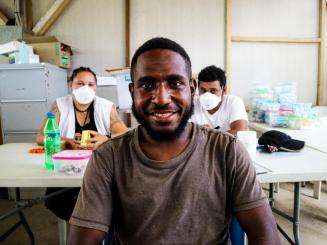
25, 0, 33, 31
125, 0, 130, 67
32, 0, 71, 35
0, 10, 8, 25
231, 36, 321, 44
317, 0, 326, 105
225, 0, 232, 93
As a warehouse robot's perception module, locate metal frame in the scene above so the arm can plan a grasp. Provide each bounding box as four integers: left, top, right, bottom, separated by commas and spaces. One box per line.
0, 188, 73, 244
269, 182, 301, 245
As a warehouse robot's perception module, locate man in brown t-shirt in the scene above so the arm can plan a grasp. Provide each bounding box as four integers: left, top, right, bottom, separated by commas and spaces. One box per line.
69, 38, 280, 244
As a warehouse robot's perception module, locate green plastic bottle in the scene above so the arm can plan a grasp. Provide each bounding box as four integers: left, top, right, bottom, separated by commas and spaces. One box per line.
43, 112, 61, 171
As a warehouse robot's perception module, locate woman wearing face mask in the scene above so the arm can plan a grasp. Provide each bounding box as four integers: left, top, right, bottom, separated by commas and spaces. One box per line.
36, 66, 128, 149
191, 65, 248, 135
36, 66, 128, 222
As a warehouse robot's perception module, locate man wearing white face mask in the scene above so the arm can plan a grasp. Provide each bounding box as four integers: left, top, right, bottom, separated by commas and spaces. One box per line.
36, 66, 128, 222
191, 65, 248, 135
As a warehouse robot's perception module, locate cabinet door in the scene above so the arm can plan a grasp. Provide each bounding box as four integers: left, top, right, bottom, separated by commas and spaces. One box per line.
97, 85, 118, 105
0, 68, 46, 100
4, 133, 36, 143
1, 102, 47, 132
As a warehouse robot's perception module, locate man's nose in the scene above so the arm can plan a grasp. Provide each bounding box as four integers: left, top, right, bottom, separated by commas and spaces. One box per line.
153, 83, 171, 105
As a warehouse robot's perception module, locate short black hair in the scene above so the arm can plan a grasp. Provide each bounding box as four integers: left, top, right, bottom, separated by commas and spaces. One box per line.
130, 37, 192, 81
70, 66, 97, 83
198, 65, 226, 88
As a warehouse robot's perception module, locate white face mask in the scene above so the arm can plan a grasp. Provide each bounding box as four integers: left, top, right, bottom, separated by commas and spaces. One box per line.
72, 85, 96, 104
199, 92, 221, 111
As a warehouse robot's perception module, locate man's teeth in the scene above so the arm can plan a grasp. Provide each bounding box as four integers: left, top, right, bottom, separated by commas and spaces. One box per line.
154, 112, 173, 117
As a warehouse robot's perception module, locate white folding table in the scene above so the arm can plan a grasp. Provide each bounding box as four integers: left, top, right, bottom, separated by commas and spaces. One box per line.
0, 143, 82, 245
250, 121, 327, 199
250, 122, 327, 154
255, 147, 327, 245
1, 143, 327, 245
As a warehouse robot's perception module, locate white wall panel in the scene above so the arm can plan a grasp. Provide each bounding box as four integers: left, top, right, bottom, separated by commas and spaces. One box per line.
0, 0, 325, 104
45, 0, 126, 75
231, 43, 318, 104
325, 7, 327, 105
32, 0, 56, 26
130, 0, 225, 73
232, 0, 319, 38
0, 0, 14, 19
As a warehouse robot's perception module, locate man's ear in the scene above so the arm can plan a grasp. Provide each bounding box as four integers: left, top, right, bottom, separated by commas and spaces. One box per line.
190, 79, 197, 96
68, 81, 73, 92
222, 85, 227, 94
129, 83, 134, 96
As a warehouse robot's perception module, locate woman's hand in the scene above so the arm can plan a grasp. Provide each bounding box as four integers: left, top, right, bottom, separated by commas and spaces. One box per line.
77, 130, 109, 150
61, 136, 81, 150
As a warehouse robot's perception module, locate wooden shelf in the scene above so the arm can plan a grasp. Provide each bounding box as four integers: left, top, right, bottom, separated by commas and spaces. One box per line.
231, 36, 321, 44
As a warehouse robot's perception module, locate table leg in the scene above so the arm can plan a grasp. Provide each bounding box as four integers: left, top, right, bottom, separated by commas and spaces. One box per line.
15, 188, 35, 245
269, 183, 274, 207
58, 218, 67, 245
270, 182, 301, 245
293, 182, 301, 245
274, 183, 279, 193
1, 188, 74, 244
313, 181, 321, 200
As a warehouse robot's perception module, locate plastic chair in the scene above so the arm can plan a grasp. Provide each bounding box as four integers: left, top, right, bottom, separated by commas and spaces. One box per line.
229, 216, 245, 245
103, 229, 113, 245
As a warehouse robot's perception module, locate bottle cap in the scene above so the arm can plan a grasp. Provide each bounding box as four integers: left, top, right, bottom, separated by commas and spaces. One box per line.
47, 112, 55, 118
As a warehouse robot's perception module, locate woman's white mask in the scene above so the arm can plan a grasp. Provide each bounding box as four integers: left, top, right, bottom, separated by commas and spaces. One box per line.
72, 85, 95, 104
199, 92, 221, 111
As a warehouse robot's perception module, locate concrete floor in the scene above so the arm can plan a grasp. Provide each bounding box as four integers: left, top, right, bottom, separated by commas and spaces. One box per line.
0, 183, 326, 244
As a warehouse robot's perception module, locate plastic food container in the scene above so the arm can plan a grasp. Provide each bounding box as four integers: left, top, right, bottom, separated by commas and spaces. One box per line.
52, 150, 92, 175
237, 131, 257, 160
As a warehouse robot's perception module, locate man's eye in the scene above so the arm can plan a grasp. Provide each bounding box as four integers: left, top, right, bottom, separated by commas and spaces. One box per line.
141, 83, 154, 90
170, 80, 182, 88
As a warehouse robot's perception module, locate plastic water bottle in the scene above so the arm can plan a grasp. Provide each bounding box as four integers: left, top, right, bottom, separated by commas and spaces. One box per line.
44, 112, 61, 171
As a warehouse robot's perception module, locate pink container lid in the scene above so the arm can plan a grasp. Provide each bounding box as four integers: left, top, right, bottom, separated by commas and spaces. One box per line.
52, 150, 92, 160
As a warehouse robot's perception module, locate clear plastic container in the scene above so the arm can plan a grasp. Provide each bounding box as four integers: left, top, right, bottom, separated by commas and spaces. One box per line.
237, 131, 257, 160
52, 150, 92, 175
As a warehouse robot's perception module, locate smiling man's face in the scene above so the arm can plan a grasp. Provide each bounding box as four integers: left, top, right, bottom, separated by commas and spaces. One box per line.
130, 49, 195, 140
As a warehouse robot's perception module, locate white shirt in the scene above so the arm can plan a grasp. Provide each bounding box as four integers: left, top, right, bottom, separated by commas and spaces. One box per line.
191, 94, 248, 132
56, 95, 113, 138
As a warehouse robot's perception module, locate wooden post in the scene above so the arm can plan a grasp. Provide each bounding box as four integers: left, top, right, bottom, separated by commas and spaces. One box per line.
125, 0, 130, 67
0, 10, 8, 25
25, 0, 33, 31
225, 0, 232, 93
317, 0, 326, 105
32, 0, 71, 35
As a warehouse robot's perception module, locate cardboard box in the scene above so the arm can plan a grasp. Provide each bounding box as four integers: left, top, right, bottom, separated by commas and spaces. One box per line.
24, 36, 72, 69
